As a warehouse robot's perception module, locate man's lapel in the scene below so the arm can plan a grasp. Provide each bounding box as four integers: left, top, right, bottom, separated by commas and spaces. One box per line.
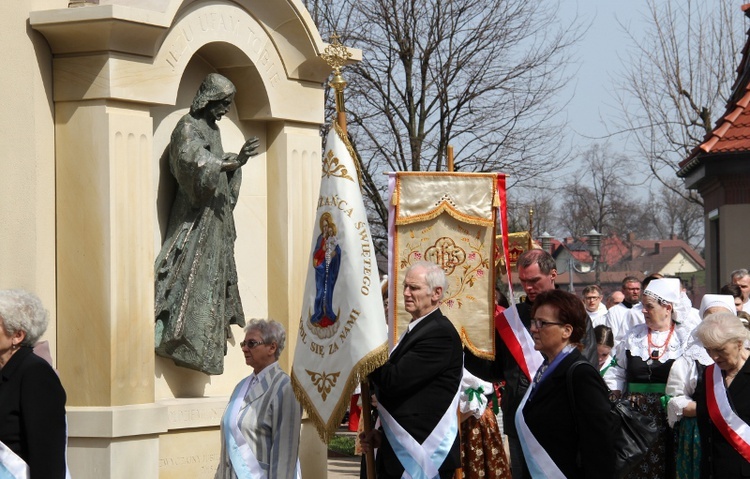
390, 309, 440, 361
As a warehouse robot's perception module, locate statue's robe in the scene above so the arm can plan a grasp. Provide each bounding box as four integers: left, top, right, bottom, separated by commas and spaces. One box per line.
155, 112, 244, 375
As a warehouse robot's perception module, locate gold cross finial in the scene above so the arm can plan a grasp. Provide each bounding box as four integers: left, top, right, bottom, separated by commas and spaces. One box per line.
321, 33, 352, 75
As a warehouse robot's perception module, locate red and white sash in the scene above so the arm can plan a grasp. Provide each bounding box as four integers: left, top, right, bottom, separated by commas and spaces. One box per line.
705, 363, 750, 462
495, 305, 543, 381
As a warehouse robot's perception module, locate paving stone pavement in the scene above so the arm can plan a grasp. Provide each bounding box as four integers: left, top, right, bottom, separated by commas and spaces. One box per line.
327, 455, 360, 479
327, 427, 361, 478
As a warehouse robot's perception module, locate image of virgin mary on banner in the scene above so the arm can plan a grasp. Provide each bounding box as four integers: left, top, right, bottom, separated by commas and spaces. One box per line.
310, 212, 341, 331
387, 172, 497, 358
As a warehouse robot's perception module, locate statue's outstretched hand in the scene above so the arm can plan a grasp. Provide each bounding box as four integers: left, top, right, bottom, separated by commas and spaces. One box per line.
237, 136, 260, 166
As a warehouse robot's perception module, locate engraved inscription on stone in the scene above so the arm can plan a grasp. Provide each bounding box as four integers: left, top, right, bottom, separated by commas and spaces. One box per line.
167, 407, 223, 428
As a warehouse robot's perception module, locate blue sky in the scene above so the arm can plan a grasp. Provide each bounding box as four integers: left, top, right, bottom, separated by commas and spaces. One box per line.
561, 1, 644, 154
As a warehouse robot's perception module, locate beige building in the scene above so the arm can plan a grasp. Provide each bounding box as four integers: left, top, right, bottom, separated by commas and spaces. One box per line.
1, 0, 354, 477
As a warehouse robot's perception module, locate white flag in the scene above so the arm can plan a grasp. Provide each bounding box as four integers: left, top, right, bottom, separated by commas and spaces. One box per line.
291, 121, 388, 442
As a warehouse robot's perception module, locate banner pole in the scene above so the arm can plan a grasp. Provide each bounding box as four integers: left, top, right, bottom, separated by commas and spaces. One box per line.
322, 33, 376, 479
447, 144, 461, 479
360, 381, 377, 479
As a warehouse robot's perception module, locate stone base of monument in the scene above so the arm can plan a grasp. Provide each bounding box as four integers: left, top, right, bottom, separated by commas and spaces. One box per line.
67, 398, 326, 478
67, 398, 223, 478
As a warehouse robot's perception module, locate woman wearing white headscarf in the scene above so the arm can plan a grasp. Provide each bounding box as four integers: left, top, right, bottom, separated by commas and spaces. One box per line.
604, 278, 690, 479
665, 294, 735, 479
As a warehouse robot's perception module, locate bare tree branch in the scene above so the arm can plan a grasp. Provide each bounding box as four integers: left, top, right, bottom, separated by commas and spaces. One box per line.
614, 0, 746, 206
304, 0, 584, 262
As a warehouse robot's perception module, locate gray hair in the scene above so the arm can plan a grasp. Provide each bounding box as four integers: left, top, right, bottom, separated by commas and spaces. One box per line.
695, 311, 750, 349
731, 268, 750, 282
244, 318, 286, 360
0, 290, 49, 347
406, 261, 447, 300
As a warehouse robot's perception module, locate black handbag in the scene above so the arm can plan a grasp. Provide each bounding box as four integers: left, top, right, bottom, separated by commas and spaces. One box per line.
566, 360, 659, 479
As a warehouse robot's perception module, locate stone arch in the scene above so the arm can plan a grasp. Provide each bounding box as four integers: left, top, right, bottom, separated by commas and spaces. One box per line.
31, 0, 335, 397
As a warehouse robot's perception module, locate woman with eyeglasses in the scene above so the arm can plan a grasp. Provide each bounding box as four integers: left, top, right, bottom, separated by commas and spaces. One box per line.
515, 289, 615, 479
692, 312, 750, 478
604, 278, 690, 479
216, 318, 302, 479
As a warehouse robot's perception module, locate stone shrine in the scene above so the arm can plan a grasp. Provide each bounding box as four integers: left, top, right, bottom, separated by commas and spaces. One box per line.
1, 1, 358, 477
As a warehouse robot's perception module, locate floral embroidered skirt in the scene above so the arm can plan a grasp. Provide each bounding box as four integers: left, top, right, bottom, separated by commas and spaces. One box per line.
460, 408, 511, 479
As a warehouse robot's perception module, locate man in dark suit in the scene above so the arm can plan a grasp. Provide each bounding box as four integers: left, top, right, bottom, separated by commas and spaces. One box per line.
362, 261, 463, 479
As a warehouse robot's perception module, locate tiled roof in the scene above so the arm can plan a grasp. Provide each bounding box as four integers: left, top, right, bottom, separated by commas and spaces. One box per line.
630, 239, 706, 269
680, 4, 750, 172
548, 234, 705, 273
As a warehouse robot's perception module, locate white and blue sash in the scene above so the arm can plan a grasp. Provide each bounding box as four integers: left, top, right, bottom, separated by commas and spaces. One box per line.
223, 376, 266, 479
0, 440, 28, 479
378, 390, 459, 479
515, 386, 566, 479
0, 435, 71, 479
515, 347, 574, 479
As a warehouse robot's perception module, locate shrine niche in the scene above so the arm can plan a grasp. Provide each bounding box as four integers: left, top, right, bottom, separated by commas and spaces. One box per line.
25, 0, 351, 477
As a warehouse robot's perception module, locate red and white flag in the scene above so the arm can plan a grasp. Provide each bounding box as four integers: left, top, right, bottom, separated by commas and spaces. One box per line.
291, 122, 388, 442
494, 174, 543, 380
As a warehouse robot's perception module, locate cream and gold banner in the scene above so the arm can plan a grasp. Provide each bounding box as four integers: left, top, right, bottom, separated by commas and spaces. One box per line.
387, 172, 497, 359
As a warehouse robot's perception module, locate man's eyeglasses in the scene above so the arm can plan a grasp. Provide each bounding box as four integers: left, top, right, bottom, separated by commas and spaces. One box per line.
530, 319, 564, 329
240, 339, 265, 349
584, 296, 601, 301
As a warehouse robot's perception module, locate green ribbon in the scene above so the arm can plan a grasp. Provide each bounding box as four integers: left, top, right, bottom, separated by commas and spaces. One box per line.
660, 394, 671, 410
599, 357, 618, 377
465, 386, 485, 404
488, 391, 499, 414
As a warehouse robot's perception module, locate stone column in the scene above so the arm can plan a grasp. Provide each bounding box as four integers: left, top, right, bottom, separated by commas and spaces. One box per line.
56, 101, 155, 407
54, 100, 161, 477
266, 121, 329, 477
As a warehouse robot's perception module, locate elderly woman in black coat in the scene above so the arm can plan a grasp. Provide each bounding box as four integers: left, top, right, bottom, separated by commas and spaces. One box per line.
0, 289, 67, 479
693, 312, 750, 478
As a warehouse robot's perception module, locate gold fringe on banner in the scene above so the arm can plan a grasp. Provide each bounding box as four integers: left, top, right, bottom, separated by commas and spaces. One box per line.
394, 172, 497, 227
394, 202, 495, 227
292, 344, 389, 443
461, 329, 496, 360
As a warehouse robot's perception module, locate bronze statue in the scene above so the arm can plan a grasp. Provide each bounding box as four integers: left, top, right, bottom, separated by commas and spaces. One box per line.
155, 73, 258, 375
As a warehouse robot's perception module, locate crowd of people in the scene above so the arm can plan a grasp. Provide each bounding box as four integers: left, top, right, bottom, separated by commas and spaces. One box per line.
358, 253, 750, 479
4, 260, 750, 478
